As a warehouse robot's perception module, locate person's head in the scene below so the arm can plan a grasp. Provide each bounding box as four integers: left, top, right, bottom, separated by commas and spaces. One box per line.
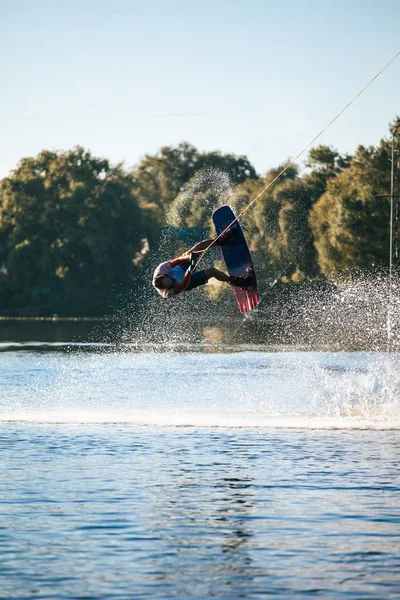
153, 274, 174, 291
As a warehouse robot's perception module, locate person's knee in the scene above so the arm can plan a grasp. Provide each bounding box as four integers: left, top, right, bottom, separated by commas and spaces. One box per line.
204, 267, 216, 280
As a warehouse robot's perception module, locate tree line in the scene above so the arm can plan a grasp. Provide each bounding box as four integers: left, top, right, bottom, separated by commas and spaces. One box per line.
0, 120, 397, 316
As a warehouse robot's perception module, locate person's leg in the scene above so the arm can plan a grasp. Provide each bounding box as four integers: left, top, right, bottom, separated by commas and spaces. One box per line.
204, 268, 256, 289
188, 239, 214, 254
204, 267, 231, 283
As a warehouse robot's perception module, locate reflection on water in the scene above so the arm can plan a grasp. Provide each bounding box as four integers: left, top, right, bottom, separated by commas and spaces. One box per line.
203, 325, 225, 345
1, 318, 397, 353
0, 318, 101, 344
0, 318, 297, 353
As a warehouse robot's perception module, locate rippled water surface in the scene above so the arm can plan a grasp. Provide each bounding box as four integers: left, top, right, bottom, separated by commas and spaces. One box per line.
1, 348, 400, 598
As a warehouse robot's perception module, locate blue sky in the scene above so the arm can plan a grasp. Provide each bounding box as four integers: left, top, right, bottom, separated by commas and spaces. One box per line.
1, 0, 399, 179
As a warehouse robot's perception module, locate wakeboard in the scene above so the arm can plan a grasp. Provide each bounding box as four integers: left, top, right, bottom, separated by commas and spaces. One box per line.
212, 205, 259, 313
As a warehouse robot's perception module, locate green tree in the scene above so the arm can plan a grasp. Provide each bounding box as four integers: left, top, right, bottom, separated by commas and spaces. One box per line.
229, 163, 319, 285
133, 141, 258, 222
309, 141, 391, 274
304, 145, 351, 200
0, 147, 150, 315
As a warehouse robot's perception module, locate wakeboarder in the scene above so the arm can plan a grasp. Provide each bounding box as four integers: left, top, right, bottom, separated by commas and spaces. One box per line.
152, 236, 253, 299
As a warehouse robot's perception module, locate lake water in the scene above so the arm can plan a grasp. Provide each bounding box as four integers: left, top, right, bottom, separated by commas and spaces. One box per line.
1, 336, 400, 598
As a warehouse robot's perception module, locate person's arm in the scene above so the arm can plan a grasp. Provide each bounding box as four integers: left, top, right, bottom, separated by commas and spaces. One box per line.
172, 269, 191, 295
168, 238, 215, 268
168, 255, 189, 268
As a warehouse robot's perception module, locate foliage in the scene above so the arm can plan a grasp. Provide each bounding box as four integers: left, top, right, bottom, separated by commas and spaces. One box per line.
304, 145, 351, 199
133, 142, 258, 223
230, 164, 320, 286
309, 141, 391, 274
0, 147, 149, 315
0, 121, 396, 315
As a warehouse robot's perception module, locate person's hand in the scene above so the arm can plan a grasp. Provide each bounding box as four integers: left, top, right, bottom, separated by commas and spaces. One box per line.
187, 252, 197, 274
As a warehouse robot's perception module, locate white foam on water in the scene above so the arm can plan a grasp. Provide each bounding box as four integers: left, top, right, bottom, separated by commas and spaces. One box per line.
1, 408, 399, 430
2, 349, 400, 431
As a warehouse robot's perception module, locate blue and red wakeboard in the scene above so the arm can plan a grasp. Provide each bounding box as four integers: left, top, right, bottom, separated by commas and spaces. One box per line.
213, 205, 259, 313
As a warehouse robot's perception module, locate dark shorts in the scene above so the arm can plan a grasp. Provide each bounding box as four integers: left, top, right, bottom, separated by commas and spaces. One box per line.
180, 260, 208, 292
186, 270, 207, 291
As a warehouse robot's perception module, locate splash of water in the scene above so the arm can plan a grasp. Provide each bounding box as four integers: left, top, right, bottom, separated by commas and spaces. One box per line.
166, 167, 233, 228
4, 166, 400, 430
2, 350, 400, 430
108, 167, 239, 350
264, 272, 400, 352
